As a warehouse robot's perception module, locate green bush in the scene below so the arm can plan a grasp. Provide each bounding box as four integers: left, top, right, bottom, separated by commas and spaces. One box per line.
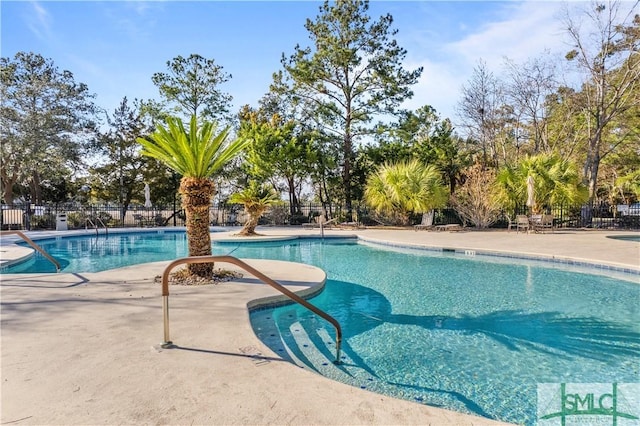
30, 213, 55, 229
66, 212, 85, 228
94, 211, 113, 226
289, 214, 309, 225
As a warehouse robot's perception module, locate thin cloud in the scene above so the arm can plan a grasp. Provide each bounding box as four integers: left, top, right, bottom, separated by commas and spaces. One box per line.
447, 2, 565, 68
403, 59, 463, 120
402, 1, 569, 124
25, 1, 53, 42
101, 1, 164, 42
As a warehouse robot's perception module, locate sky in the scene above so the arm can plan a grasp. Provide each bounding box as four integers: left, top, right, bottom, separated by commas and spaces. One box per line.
1, 1, 585, 127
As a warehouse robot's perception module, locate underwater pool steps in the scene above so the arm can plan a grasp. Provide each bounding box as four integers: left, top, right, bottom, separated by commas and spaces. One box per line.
159, 255, 344, 364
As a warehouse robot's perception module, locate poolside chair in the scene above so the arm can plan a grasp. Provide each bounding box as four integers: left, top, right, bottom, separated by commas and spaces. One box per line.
510, 215, 530, 234
302, 215, 337, 230
534, 214, 554, 233
338, 221, 363, 229
302, 216, 322, 229
434, 223, 463, 232
133, 214, 155, 227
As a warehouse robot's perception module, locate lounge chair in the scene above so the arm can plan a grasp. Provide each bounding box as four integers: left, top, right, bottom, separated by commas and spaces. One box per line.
534, 214, 554, 233
338, 221, 362, 229
301, 217, 318, 229
302, 216, 335, 229
509, 215, 530, 234
133, 214, 155, 227
434, 223, 463, 232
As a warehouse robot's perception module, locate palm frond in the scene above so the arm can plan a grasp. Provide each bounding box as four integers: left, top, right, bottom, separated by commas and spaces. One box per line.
137, 115, 247, 179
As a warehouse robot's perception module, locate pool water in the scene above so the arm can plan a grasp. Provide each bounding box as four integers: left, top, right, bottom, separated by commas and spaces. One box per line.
241, 240, 639, 426
4, 234, 639, 425
608, 234, 640, 242
5, 231, 190, 273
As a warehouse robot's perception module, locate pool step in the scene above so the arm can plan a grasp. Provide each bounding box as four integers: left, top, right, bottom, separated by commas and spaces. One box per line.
252, 311, 382, 391
283, 321, 384, 395
287, 322, 354, 381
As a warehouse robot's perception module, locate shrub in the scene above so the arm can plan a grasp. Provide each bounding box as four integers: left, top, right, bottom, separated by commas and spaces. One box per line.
450, 163, 501, 228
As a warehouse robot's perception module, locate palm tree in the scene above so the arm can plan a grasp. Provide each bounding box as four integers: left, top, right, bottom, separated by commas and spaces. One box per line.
364, 160, 448, 226
229, 181, 280, 236
137, 115, 247, 278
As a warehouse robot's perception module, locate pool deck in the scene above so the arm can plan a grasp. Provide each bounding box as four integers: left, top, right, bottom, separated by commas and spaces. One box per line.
1, 227, 638, 425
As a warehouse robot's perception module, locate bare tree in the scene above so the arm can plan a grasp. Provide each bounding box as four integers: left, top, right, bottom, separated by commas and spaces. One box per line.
504, 54, 559, 154
456, 60, 506, 168
563, 0, 640, 200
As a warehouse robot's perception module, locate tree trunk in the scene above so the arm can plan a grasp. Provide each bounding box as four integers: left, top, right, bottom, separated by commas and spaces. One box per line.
584, 122, 604, 203
287, 177, 300, 215
1, 172, 17, 205
239, 211, 259, 235
343, 133, 353, 221
238, 216, 259, 235
238, 205, 267, 236
180, 177, 214, 277
31, 171, 42, 205
586, 147, 601, 203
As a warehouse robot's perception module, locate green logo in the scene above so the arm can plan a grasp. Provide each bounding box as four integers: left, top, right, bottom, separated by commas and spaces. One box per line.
538, 383, 639, 425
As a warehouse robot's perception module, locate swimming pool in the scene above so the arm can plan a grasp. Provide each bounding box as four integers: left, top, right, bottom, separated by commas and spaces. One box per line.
608, 234, 640, 242
4, 231, 191, 273
3, 233, 639, 425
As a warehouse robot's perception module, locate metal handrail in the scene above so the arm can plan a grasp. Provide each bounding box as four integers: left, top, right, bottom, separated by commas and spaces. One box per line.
160, 255, 343, 364
96, 217, 108, 236
85, 217, 108, 237
0, 230, 61, 272
320, 218, 337, 239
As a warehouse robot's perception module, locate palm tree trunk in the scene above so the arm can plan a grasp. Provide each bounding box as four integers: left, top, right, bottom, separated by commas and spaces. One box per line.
180, 177, 214, 277
238, 206, 264, 236
239, 216, 259, 236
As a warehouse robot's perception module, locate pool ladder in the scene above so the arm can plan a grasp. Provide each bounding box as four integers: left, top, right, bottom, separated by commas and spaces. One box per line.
85, 217, 108, 237
0, 230, 61, 272
160, 255, 343, 364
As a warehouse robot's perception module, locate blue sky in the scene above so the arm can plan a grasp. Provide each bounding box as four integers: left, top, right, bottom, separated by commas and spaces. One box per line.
2, 1, 574, 125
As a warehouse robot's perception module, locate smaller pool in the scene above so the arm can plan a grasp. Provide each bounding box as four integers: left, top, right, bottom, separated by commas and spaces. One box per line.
4, 231, 191, 273
607, 234, 640, 242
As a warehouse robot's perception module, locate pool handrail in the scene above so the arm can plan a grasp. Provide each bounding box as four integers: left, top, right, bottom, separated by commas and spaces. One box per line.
320, 218, 337, 239
0, 230, 61, 272
160, 255, 343, 364
85, 216, 108, 237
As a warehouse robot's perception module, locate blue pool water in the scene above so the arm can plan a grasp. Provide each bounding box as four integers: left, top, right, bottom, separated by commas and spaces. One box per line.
3, 234, 639, 425
4, 231, 191, 273
608, 234, 640, 242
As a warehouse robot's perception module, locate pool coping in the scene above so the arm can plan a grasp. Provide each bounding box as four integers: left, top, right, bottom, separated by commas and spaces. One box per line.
357, 235, 640, 277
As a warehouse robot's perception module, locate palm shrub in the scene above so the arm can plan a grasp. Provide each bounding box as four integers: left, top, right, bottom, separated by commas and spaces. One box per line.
497, 153, 588, 214
137, 115, 247, 278
364, 160, 448, 226
229, 181, 280, 236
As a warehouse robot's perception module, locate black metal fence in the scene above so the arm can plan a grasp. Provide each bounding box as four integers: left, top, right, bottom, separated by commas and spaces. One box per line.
1, 201, 638, 231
